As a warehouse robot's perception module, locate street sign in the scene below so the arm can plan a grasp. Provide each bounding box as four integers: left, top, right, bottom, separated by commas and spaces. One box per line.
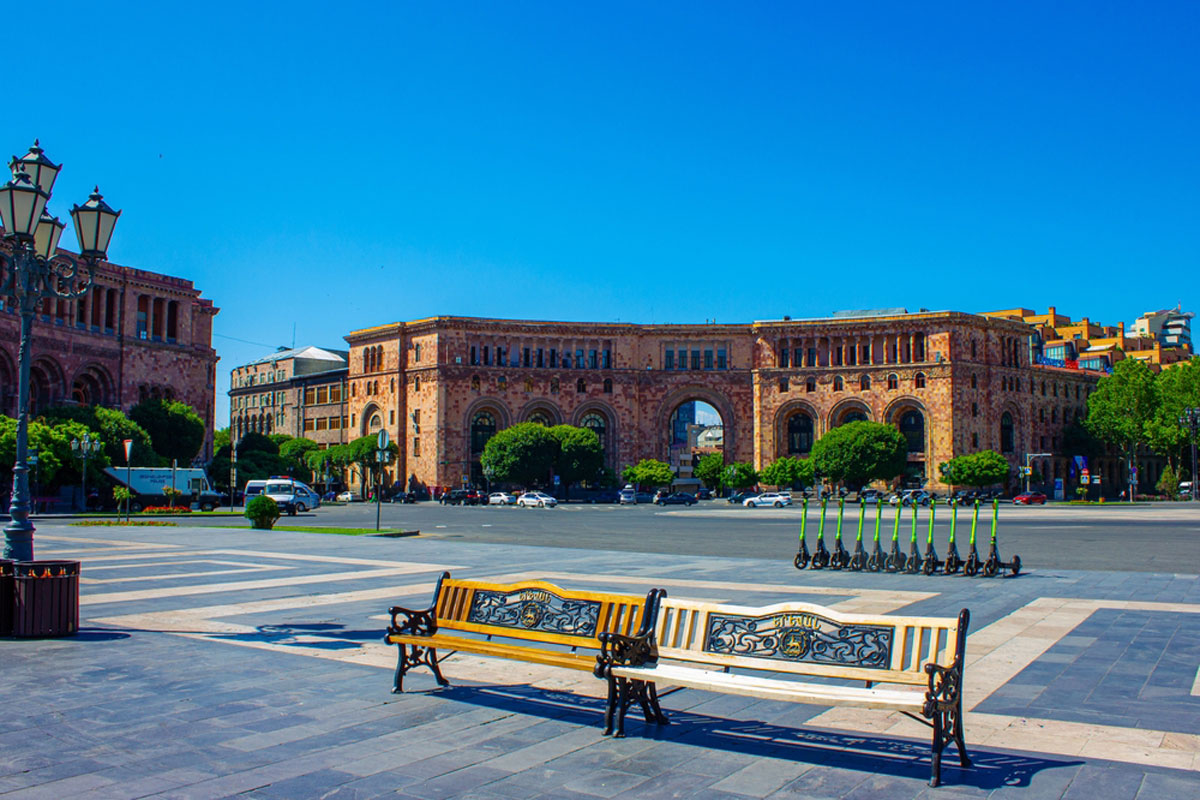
123, 438, 133, 463
376, 430, 390, 451
1081, 469, 1090, 483
1091, 476, 1101, 485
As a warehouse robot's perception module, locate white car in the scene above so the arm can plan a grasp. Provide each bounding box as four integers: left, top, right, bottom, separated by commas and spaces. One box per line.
336, 490, 362, 503
744, 492, 792, 508
518, 491, 558, 508
488, 492, 516, 505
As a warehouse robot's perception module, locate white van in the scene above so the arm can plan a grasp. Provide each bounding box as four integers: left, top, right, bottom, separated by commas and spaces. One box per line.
263, 479, 321, 513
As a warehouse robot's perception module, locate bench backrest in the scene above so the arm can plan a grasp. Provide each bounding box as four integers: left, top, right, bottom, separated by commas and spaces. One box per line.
656, 597, 964, 686
434, 575, 656, 650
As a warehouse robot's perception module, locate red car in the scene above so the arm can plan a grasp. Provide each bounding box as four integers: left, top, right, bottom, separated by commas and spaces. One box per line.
1013, 492, 1047, 505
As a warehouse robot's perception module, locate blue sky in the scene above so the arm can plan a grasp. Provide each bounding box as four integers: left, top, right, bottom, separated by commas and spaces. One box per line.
14, 2, 1199, 424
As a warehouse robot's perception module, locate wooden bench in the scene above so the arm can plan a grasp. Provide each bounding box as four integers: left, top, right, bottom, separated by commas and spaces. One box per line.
597, 597, 971, 787
385, 572, 663, 696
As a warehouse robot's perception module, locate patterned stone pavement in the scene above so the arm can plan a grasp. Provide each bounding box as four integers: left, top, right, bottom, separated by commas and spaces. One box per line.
1, 523, 1198, 799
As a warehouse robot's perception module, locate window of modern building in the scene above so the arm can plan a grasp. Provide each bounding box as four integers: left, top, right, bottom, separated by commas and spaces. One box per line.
315, 417, 328, 431
316, 386, 328, 404
303, 418, 315, 432
304, 388, 316, 405
330, 416, 341, 430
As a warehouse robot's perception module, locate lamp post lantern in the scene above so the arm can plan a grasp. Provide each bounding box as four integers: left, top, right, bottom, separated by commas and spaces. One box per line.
2, 141, 120, 560
70, 434, 103, 512
1181, 407, 1199, 503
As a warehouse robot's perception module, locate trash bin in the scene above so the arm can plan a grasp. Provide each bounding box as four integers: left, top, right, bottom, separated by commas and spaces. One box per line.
0, 559, 13, 637
12, 560, 79, 638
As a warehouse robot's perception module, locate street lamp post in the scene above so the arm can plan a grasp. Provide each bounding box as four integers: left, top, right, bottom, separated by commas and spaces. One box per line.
375, 429, 390, 531
70, 434, 103, 512
1181, 407, 1199, 503
1, 141, 120, 561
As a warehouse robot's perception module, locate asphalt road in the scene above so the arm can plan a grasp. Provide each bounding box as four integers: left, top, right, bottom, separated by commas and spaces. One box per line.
79, 499, 1200, 574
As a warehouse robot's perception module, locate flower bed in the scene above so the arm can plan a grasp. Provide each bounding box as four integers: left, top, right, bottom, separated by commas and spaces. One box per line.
140, 506, 191, 514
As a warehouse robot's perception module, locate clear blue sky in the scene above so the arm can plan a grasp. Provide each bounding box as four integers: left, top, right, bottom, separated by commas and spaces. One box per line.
14, 2, 1199, 425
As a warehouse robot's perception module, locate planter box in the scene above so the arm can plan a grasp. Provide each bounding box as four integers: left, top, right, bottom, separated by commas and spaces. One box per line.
12, 560, 79, 638
0, 560, 12, 637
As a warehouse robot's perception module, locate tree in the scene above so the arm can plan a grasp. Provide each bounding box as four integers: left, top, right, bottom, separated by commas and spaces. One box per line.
39, 404, 158, 467
725, 461, 760, 490
759, 456, 813, 489
810, 421, 907, 488
0, 416, 110, 494
1145, 357, 1200, 472
213, 427, 231, 452
1156, 464, 1178, 499
481, 423, 557, 488
548, 425, 603, 495
347, 435, 399, 492
939, 450, 1010, 489
1086, 357, 1157, 499
129, 399, 206, 463
621, 458, 675, 489
224, 432, 289, 488
694, 453, 726, 491
279, 437, 320, 481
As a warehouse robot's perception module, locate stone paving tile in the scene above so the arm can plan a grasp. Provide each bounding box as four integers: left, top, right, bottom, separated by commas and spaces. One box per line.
398, 765, 514, 800
559, 767, 654, 797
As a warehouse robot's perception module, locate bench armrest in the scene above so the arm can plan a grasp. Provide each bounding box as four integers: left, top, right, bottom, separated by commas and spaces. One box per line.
922, 608, 970, 717
593, 629, 657, 678
387, 604, 438, 637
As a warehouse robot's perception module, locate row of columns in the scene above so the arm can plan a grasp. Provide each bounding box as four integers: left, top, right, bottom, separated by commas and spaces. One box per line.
777, 333, 928, 369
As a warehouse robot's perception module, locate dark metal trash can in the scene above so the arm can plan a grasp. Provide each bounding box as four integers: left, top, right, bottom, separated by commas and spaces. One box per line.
0, 560, 13, 637
12, 560, 79, 638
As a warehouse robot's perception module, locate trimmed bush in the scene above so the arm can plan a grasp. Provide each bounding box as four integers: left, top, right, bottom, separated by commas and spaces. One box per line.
245, 495, 280, 530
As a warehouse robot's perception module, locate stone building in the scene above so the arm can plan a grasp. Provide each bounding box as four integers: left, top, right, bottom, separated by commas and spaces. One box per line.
339, 310, 1112, 496
0, 244, 220, 458
228, 346, 349, 449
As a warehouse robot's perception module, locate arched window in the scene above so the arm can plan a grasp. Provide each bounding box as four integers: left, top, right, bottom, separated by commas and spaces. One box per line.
582, 412, 606, 453
841, 409, 868, 425
1000, 412, 1015, 453
603, 378, 613, 394
527, 410, 551, 426
887, 373, 899, 390
805, 377, 816, 393
899, 410, 925, 453
914, 372, 926, 389
368, 414, 382, 432
833, 376, 844, 392
576, 379, 586, 393
470, 412, 496, 454
860, 375, 871, 391
787, 412, 814, 454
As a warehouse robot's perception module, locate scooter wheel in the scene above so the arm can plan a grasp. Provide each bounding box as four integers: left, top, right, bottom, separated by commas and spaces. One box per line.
1010, 555, 1022, 576
983, 560, 999, 578
793, 554, 809, 570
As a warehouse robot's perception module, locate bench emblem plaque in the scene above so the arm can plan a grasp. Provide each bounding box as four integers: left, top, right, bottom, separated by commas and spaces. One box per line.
469, 588, 601, 636
705, 611, 892, 668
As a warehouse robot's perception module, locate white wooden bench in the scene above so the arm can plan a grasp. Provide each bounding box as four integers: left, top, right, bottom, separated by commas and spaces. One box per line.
596, 597, 971, 787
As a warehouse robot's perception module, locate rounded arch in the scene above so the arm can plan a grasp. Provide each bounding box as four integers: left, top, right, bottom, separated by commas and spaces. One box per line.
71, 363, 115, 407
828, 398, 873, 429
518, 400, 563, 426
654, 386, 736, 458
29, 356, 65, 413
360, 402, 384, 436
884, 396, 928, 454
572, 401, 619, 465
773, 399, 820, 457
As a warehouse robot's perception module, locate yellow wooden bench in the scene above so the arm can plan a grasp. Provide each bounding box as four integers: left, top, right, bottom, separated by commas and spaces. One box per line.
597, 596, 971, 787
385, 572, 664, 707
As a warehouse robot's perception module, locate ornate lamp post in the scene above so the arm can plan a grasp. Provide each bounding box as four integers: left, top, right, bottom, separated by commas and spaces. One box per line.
70, 434, 103, 512
1182, 407, 1199, 503
1, 141, 120, 560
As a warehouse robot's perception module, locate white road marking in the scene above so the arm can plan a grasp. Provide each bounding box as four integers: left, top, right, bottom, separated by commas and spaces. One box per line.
1193, 666, 1200, 697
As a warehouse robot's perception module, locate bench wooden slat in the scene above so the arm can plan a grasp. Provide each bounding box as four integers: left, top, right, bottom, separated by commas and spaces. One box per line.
388, 632, 599, 671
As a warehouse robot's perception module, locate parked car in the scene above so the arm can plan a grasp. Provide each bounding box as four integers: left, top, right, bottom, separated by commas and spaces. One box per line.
488, 492, 516, 505
390, 491, 418, 504
262, 479, 321, 513
696, 488, 713, 500
727, 490, 759, 504
655, 492, 697, 506
857, 489, 885, 505
744, 492, 792, 508
518, 491, 558, 508
890, 489, 937, 507
336, 490, 362, 503
441, 489, 484, 505
618, 487, 654, 504
586, 490, 621, 504
1013, 491, 1047, 505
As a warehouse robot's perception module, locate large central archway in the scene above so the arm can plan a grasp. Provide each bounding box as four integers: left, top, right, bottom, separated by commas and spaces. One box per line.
656, 387, 733, 493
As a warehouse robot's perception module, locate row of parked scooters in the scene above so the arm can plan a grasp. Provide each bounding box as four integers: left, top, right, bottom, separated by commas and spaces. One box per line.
793, 491, 1021, 577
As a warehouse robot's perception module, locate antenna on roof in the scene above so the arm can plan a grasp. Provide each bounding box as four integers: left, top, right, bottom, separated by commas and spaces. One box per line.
292, 323, 296, 350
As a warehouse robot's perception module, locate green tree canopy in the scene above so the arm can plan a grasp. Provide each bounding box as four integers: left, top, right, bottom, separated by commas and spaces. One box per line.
759, 456, 813, 489
39, 404, 159, 467
279, 437, 320, 481
725, 461, 760, 490
129, 399, 206, 463
480, 422, 558, 487
1086, 357, 1157, 494
810, 421, 907, 488
694, 452, 726, 490
938, 450, 1010, 488
621, 458, 676, 489
0, 416, 111, 493
548, 425, 603, 493
1145, 357, 1200, 471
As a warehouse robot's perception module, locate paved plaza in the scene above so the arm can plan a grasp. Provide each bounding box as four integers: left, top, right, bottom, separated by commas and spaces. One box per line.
3, 518, 1200, 799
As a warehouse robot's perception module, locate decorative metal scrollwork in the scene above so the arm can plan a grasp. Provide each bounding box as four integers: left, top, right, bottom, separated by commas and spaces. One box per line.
705, 611, 892, 669
468, 588, 601, 637
388, 605, 437, 637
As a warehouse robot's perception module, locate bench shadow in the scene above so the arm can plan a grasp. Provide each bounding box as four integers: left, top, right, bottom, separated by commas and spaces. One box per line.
429, 683, 1081, 791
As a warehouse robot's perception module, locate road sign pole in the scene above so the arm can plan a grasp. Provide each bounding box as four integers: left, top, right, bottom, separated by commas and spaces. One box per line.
375, 430, 390, 532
